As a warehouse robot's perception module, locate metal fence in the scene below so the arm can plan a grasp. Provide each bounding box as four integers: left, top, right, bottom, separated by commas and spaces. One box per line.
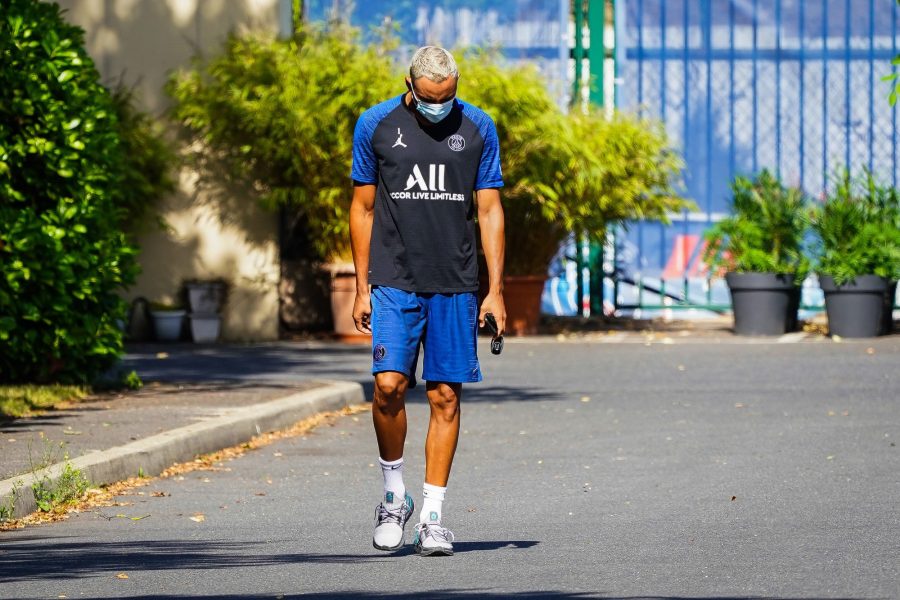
609, 0, 900, 317
305, 0, 570, 107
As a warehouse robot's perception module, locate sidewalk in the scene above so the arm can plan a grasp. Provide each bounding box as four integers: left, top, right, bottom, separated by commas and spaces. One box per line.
0, 372, 364, 520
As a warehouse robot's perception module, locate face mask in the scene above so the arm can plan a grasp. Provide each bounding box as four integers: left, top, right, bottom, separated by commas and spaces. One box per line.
410, 85, 454, 123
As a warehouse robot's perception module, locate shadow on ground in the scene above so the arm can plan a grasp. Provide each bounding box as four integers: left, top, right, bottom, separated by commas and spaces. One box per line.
0, 538, 870, 600
124, 343, 563, 405
124, 343, 371, 383
0, 538, 538, 583
20, 592, 871, 600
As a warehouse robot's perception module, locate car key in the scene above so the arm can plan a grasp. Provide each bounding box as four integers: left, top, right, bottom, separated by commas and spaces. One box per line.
484, 313, 504, 355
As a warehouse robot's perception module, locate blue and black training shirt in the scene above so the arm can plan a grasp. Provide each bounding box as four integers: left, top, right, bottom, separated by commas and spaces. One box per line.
351, 94, 504, 294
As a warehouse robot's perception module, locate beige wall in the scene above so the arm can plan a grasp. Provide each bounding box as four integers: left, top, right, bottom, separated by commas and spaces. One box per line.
58, 0, 285, 341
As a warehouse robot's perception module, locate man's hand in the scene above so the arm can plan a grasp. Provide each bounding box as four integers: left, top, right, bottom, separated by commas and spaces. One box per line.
353, 291, 372, 334
479, 292, 506, 337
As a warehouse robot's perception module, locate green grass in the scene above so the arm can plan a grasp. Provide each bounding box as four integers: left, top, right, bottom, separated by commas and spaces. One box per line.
32, 459, 90, 512
0, 385, 90, 418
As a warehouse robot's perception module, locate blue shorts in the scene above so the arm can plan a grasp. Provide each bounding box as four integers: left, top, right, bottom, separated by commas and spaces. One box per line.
370, 286, 482, 386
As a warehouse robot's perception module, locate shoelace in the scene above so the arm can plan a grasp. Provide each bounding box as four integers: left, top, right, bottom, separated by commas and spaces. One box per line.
376, 502, 406, 526
416, 522, 455, 544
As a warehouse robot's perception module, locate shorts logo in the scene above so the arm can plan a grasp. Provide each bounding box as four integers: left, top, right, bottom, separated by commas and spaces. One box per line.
448, 134, 465, 152
374, 344, 387, 361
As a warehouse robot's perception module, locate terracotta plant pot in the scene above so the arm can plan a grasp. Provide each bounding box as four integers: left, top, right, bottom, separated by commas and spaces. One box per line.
502, 275, 546, 336
328, 264, 371, 343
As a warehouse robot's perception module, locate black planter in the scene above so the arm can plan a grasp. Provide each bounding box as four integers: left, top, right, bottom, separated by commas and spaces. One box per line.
725, 272, 798, 336
819, 274, 890, 338
883, 281, 898, 335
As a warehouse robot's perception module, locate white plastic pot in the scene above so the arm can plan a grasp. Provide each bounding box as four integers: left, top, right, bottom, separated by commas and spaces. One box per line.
189, 313, 221, 343
186, 282, 224, 314
151, 310, 186, 342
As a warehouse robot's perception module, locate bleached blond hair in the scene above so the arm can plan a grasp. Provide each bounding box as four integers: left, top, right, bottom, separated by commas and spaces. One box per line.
409, 46, 459, 83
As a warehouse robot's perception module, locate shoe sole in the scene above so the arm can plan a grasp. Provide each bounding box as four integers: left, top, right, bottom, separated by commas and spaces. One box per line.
415, 545, 453, 557
373, 539, 405, 552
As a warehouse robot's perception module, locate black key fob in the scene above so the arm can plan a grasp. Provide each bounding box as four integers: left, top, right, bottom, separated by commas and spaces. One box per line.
484, 313, 503, 355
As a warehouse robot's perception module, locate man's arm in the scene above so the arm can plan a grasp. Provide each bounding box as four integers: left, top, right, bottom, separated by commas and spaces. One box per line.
350, 183, 376, 333
476, 187, 506, 336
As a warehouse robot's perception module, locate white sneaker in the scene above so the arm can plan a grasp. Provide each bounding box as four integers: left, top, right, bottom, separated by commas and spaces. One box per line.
413, 521, 455, 556
372, 492, 413, 551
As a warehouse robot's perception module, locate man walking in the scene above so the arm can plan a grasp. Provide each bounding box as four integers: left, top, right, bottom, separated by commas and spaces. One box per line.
349, 46, 506, 556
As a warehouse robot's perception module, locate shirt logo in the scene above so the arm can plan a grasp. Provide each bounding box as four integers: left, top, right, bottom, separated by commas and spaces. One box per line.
405, 163, 446, 192
448, 134, 465, 152
392, 128, 407, 149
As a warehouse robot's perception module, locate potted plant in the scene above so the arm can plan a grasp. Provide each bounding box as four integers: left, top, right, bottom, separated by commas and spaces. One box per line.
167, 24, 398, 340
702, 170, 810, 336
811, 169, 900, 338
169, 31, 691, 337
149, 301, 187, 342
462, 55, 692, 334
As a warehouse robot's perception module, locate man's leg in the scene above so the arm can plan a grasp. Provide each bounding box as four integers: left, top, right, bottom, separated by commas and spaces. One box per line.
371, 371, 416, 551
369, 285, 425, 552
372, 371, 409, 462
414, 292, 476, 556
412, 381, 461, 556
423, 381, 461, 488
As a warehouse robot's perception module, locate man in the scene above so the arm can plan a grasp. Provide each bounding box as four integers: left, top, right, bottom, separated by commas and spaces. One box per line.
349, 46, 506, 557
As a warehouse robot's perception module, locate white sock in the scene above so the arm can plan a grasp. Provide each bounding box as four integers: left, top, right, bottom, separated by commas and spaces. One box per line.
420, 483, 446, 524
379, 457, 405, 505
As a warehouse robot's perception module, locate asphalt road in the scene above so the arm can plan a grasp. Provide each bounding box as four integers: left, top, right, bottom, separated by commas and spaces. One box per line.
1, 337, 898, 599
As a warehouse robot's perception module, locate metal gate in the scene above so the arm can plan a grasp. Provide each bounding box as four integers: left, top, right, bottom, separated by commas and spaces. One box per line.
608, 0, 900, 317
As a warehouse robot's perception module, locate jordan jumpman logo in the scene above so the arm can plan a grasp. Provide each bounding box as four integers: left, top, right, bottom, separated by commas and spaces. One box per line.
393, 128, 407, 148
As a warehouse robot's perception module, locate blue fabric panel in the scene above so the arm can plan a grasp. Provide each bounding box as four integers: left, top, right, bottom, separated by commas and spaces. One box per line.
351, 94, 403, 183
459, 100, 505, 190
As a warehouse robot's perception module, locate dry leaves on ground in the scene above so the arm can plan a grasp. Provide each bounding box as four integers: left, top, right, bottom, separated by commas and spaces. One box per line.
0, 404, 369, 531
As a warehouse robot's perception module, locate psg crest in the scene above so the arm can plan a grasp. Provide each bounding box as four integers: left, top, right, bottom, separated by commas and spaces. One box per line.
448, 134, 465, 152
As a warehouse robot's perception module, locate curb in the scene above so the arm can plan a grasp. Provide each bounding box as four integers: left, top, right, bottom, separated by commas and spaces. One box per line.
0, 380, 364, 521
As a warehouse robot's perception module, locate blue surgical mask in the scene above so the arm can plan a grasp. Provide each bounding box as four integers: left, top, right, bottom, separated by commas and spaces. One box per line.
410, 86, 455, 123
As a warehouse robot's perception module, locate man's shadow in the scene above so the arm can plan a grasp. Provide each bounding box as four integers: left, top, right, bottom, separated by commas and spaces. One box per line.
388, 540, 539, 557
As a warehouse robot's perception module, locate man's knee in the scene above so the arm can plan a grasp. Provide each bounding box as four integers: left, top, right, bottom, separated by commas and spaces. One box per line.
428, 383, 460, 420
373, 372, 408, 410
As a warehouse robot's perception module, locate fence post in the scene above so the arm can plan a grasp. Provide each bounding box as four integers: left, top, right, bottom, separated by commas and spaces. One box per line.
587, 0, 614, 316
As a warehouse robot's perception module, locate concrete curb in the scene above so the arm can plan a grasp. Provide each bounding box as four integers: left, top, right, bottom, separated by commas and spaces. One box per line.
0, 380, 364, 521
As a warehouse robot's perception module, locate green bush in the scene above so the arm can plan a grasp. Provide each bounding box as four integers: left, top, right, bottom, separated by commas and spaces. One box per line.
455, 53, 572, 275
169, 25, 689, 278
703, 169, 810, 280
168, 24, 398, 261
0, 0, 140, 383
458, 53, 691, 275
110, 84, 177, 231
811, 169, 900, 285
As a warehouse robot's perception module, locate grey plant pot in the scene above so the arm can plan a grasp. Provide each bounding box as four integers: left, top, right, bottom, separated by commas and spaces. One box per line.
819, 274, 890, 338
882, 280, 897, 335
725, 272, 798, 336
